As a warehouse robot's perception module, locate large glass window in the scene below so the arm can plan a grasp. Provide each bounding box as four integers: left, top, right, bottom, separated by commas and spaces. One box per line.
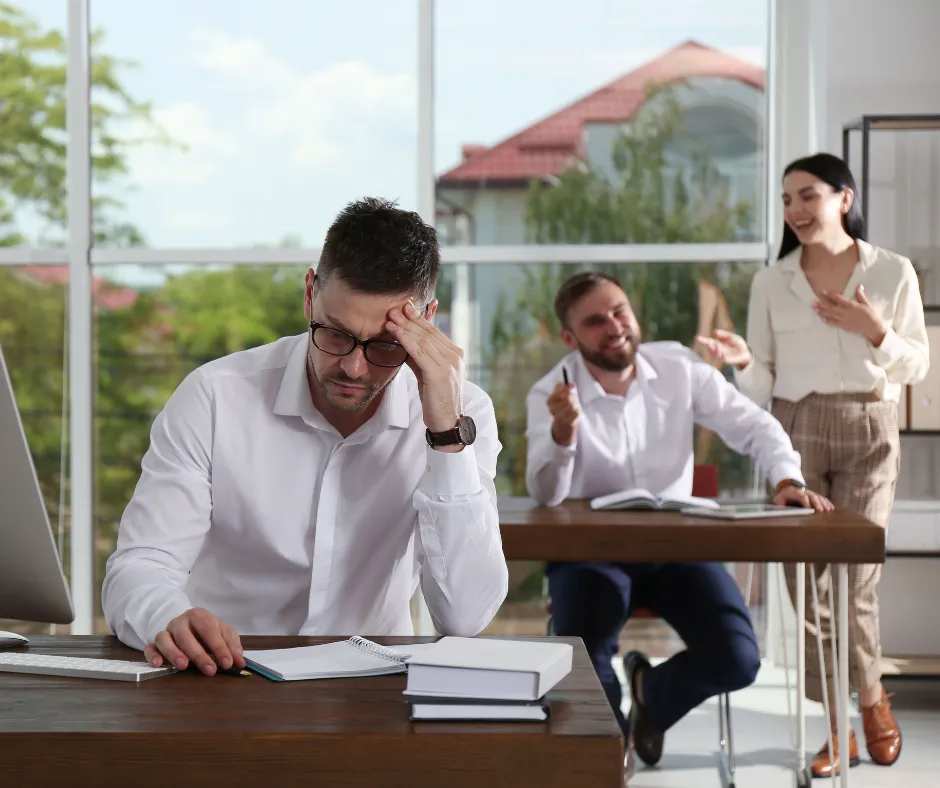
5, 2, 781, 645
435, 0, 769, 245
90, 0, 418, 248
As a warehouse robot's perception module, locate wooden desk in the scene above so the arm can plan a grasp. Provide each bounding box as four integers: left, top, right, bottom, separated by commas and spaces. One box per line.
0, 635, 623, 788
498, 497, 886, 564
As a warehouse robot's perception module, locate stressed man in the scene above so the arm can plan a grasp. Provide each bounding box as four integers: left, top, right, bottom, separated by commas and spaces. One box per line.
103, 198, 508, 675
525, 271, 831, 766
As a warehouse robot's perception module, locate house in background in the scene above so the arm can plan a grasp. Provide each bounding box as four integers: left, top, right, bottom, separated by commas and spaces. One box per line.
434, 40, 767, 369
436, 40, 766, 246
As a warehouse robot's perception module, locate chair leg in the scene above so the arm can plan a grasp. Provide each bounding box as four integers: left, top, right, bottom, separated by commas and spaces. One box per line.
717, 692, 736, 788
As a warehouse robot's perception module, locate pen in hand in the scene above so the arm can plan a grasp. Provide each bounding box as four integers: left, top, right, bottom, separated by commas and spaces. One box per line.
562, 367, 570, 386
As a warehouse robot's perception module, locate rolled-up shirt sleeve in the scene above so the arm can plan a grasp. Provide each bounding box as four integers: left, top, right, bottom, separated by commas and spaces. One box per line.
101, 370, 214, 651
412, 386, 508, 637
692, 353, 804, 489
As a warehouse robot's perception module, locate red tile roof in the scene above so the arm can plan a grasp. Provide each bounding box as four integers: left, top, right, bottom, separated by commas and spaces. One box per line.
19, 266, 140, 312
437, 40, 764, 187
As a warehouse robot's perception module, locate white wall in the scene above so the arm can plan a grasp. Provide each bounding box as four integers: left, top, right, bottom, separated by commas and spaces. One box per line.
825, 0, 940, 501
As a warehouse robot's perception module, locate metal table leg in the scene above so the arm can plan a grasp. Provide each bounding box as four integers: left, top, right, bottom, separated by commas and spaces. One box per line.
795, 562, 811, 787
837, 564, 850, 788
718, 692, 736, 787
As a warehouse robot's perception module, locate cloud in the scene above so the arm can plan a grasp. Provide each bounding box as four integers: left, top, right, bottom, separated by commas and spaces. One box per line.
124, 102, 239, 187
189, 28, 415, 167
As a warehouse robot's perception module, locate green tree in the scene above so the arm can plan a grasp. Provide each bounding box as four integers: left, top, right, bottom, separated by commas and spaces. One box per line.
0, 2, 173, 247
487, 82, 759, 498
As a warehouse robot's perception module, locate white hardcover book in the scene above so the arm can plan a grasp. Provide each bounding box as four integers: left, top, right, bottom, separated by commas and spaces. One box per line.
404, 637, 573, 701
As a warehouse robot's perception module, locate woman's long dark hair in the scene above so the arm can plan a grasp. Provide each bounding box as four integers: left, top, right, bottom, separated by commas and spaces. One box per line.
777, 153, 866, 259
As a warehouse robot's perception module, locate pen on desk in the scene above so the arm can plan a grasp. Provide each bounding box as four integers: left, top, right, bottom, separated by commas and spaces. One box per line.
201, 656, 252, 676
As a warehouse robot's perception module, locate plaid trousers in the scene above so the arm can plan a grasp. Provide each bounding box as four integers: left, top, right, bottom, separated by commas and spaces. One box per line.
772, 392, 900, 705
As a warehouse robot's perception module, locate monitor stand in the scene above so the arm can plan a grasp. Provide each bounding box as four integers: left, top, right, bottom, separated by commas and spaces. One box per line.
0, 630, 29, 648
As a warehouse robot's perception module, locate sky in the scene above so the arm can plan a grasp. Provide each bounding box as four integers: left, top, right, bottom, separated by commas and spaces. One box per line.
21, 0, 768, 250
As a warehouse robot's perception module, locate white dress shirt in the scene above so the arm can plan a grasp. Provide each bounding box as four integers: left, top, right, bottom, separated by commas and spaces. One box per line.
736, 240, 930, 405
525, 342, 804, 507
102, 334, 508, 651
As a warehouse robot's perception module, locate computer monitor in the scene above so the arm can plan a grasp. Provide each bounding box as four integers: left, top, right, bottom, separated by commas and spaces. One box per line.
0, 343, 74, 628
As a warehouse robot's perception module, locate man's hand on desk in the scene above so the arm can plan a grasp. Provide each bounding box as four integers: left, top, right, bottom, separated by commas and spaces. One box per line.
772, 483, 834, 512
547, 382, 581, 446
144, 607, 245, 677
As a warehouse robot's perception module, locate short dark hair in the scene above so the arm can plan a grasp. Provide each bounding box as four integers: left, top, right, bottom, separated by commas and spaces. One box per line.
554, 271, 623, 328
317, 197, 440, 305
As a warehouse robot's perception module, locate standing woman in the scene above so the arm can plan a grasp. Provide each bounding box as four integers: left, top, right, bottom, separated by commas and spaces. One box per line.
698, 152, 929, 778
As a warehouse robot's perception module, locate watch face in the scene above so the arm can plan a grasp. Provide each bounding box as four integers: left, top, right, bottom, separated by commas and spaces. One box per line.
457, 416, 476, 445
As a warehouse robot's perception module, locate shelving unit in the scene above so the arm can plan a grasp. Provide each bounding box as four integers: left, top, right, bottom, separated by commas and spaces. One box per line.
842, 114, 940, 679
844, 115, 940, 433
842, 114, 940, 231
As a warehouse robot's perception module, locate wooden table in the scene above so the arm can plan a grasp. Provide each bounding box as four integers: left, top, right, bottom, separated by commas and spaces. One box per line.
498, 497, 886, 564
497, 498, 886, 788
0, 635, 624, 788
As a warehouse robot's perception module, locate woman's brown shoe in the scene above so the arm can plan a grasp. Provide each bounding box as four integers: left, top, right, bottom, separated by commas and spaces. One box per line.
810, 730, 859, 778
862, 688, 902, 766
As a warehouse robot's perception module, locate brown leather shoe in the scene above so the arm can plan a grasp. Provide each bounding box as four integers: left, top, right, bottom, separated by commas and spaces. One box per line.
810, 730, 859, 778
862, 687, 902, 766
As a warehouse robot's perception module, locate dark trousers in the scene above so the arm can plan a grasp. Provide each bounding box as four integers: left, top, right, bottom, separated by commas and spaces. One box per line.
547, 561, 760, 736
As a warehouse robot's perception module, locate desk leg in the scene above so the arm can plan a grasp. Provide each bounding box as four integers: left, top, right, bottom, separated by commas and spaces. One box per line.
796, 563, 810, 788
717, 692, 736, 788
837, 564, 850, 788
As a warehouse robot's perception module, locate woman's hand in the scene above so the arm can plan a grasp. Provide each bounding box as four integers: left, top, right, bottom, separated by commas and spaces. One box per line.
812, 285, 888, 346
695, 329, 753, 370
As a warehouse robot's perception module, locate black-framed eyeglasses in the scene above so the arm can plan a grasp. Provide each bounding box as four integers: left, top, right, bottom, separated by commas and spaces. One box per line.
309, 321, 409, 368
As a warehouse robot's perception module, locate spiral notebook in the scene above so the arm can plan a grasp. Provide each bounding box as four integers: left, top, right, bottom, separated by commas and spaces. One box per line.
243, 637, 440, 681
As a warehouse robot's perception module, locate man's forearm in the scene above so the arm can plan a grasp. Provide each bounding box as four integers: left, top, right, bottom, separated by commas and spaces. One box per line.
413, 487, 508, 636
102, 554, 194, 651
526, 440, 576, 506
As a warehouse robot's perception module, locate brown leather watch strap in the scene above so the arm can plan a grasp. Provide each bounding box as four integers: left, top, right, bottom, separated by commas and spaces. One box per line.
775, 478, 806, 494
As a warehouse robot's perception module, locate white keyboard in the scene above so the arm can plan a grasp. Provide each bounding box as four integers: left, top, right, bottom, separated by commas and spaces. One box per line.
0, 652, 177, 682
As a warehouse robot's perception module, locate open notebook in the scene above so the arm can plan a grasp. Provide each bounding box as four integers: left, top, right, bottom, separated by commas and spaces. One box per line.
243, 637, 440, 681
590, 488, 719, 511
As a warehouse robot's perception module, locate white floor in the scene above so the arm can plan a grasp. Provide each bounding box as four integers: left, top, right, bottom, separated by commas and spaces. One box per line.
614, 659, 939, 787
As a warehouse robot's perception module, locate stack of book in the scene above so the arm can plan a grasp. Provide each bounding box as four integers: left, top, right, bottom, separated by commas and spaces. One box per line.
403, 637, 573, 722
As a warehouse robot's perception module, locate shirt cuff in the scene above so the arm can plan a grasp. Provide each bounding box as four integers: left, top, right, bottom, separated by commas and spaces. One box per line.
733, 360, 756, 389
144, 595, 194, 647
768, 463, 806, 491
422, 444, 482, 497
551, 440, 577, 462
870, 326, 904, 367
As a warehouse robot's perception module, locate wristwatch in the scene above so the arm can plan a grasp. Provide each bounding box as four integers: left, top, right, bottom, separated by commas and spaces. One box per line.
426, 415, 477, 449
775, 478, 806, 494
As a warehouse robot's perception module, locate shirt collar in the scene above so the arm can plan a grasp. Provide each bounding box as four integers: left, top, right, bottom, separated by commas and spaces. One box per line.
273, 334, 412, 434
778, 238, 875, 272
